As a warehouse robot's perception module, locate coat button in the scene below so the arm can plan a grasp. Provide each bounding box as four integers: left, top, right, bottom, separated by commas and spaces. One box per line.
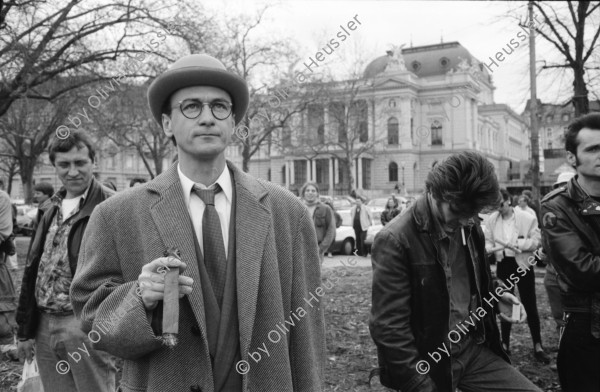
191, 325, 201, 336
190, 385, 201, 392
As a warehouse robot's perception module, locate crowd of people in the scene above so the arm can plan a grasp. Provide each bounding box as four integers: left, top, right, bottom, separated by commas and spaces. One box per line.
0, 52, 596, 392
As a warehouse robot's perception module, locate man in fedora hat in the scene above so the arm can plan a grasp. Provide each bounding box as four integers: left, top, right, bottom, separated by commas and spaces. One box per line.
70, 54, 325, 392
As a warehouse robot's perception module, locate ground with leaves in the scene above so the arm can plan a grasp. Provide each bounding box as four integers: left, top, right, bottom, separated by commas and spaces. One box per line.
1, 239, 560, 391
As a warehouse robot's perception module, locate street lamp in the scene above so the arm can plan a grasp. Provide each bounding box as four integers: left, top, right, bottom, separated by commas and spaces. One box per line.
400, 161, 405, 192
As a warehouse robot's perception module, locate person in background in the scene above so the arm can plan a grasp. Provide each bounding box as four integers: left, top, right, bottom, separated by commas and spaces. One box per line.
517, 194, 537, 218
32, 182, 55, 232
322, 198, 341, 258
16, 131, 116, 392
129, 177, 147, 187
542, 172, 576, 341
380, 196, 400, 226
483, 189, 550, 364
541, 113, 600, 392
370, 151, 540, 392
0, 183, 17, 361
301, 182, 336, 264
351, 198, 371, 256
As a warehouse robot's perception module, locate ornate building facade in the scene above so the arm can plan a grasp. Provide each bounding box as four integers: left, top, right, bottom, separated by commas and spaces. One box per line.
234, 41, 531, 197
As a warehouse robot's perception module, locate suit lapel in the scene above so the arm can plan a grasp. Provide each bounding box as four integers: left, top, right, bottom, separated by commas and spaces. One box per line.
228, 162, 271, 361
147, 166, 209, 350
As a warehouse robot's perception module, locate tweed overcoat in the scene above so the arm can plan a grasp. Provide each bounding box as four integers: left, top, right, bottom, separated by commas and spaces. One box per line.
70, 161, 325, 392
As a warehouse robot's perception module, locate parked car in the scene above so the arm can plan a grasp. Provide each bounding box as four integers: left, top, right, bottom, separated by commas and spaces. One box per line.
327, 209, 355, 255
319, 195, 356, 210
15, 204, 37, 236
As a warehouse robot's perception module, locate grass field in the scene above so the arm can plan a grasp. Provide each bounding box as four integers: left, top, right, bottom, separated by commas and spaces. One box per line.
1, 237, 561, 391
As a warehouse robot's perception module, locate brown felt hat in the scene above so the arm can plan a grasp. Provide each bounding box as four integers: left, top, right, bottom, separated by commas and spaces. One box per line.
147, 54, 249, 126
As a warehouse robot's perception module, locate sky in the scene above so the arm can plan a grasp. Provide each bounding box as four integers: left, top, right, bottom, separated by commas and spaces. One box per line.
201, 0, 588, 114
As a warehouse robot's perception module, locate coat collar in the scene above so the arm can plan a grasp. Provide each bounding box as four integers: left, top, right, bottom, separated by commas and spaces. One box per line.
52, 178, 114, 220
566, 175, 600, 214
146, 160, 270, 359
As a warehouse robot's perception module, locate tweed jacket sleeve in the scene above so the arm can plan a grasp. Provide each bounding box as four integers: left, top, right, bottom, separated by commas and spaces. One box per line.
290, 208, 326, 390
71, 205, 163, 359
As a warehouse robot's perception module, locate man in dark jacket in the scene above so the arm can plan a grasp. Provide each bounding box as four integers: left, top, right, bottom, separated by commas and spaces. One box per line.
541, 113, 600, 392
16, 131, 116, 392
370, 151, 540, 392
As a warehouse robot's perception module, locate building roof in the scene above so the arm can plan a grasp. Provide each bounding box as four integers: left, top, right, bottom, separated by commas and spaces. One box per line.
363, 41, 492, 80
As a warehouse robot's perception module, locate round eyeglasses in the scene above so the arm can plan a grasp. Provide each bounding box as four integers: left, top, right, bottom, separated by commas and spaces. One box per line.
173, 99, 233, 120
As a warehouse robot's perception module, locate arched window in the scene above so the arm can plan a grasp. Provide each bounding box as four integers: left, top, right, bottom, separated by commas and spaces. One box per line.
431, 120, 443, 145
388, 162, 398, 182
388, 117, 399, 145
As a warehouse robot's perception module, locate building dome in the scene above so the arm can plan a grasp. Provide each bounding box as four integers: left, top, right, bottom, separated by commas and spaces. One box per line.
363, 41, 491, 81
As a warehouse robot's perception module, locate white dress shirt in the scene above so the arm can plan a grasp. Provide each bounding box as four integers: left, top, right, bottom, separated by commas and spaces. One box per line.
178, 164, 232, 258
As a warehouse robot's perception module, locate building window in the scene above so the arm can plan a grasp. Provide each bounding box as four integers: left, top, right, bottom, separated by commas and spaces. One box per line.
387, 117, 399, 145
316, 159, 329, 184
351, 100, 368, 143
546, 114, 553, 123
389, 99, 396, 108
359, 121, 368, 142
548, 141, 553, 149
431, 120, 443, 145
388, 162, 398, 182
125, 154, 134, 169
281, 165, 286, 184
362, 159, 371, 190
338, 159, 348, 184
267, 169, 271, 182
412, 61, 421, 71
317, 124, 325, 144
562, 113, 569, 122
547, 128, 552, 139
294, 160, 307, 185
329, 102, 346, 143
308, 104, 324, 143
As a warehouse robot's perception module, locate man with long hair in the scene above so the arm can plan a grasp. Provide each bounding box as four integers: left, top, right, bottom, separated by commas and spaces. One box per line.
370, 151, 540, 392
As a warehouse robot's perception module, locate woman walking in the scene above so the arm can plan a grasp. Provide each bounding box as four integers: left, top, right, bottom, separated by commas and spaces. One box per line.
300, 182, 336, 264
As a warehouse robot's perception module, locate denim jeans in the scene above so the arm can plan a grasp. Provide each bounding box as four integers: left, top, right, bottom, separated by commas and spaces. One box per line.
452, 335, 541, 392
557, 312, 600, 392
35, 311, 116, 392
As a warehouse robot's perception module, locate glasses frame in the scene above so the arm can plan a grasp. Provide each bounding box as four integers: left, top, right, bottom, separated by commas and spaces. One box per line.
173, 99, 233, 120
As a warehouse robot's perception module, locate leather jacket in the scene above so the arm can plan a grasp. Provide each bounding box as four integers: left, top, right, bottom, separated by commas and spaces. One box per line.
369, 195, 507, 392
541, 176, 600, 337
16, 179, 114, 339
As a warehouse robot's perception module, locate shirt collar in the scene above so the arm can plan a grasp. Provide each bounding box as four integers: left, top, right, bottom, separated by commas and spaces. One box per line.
178, 163, 232, 206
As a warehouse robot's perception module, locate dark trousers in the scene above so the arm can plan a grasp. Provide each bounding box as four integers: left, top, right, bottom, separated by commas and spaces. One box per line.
558, 312, 600, 392
496, 257, 542, 346
353, 226, 366, 256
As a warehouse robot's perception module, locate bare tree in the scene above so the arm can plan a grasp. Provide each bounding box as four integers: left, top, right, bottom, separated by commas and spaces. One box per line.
94, 84, 173, 179
526, 1, 600, 115
0, 92, 75, 202
0, 0, 181, 118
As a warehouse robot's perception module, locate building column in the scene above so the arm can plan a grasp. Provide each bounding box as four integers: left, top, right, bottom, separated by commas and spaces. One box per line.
306, 158, 311, 182
333, 158, 339, 184
285, 161, 290, 188
328, 158, 334, 196
357, 157, 363, 189
312, 159, 317, 183
290, 160, 295, 185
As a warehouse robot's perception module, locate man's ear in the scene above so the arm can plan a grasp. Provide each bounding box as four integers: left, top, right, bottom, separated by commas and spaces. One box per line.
162, 114, 173, 139
566, 150, 577, 169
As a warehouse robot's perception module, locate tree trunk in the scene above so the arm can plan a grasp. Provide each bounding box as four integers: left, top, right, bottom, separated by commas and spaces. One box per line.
19, 159, 37, 204
242, 141, 251, 173
572, 64, 589, 116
